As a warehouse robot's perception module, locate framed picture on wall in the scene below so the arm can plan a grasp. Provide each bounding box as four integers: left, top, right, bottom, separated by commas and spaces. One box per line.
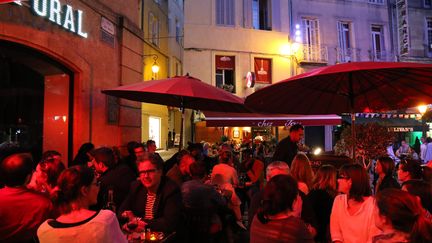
233, 130, 240, 138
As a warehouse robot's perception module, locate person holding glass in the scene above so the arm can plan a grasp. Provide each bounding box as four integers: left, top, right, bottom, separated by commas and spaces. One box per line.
37, 166, 127, 243
118, 154, 182, 239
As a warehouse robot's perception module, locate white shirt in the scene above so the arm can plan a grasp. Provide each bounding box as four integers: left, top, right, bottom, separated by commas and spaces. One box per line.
37, 210, 127, 243
421, 143, 428, 161
211, 163, 239, 186
330, 195, 380, 243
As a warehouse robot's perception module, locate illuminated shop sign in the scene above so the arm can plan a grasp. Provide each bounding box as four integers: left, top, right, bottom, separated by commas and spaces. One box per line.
31, 0, 88, 38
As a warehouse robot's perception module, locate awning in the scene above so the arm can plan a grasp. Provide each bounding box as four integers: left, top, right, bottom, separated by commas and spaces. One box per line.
203, 111, 341, 127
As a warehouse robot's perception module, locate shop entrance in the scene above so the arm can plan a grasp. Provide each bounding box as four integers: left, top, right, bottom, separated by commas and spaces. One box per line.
0, 40, 73, 162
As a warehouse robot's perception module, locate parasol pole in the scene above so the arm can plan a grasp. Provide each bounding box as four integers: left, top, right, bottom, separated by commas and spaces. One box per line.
348, 72, 356, 162
179, 98, 185, 152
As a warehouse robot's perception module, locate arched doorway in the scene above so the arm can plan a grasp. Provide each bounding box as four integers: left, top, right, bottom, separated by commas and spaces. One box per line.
0, 40, 73, 162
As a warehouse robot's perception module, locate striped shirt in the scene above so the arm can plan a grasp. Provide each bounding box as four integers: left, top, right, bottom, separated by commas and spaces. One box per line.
145, 194, 156, 220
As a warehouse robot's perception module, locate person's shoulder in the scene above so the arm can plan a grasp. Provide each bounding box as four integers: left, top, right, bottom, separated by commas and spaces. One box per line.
97, 210, 117, 221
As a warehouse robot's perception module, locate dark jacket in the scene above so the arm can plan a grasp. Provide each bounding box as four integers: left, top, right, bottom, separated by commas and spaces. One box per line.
96, 163, 137, 211
272, 136, 298, 167
118, 176, 182, 233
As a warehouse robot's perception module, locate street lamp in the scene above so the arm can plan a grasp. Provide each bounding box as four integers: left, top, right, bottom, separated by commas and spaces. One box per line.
418, 105, 429, 137
143, 54, 160, 74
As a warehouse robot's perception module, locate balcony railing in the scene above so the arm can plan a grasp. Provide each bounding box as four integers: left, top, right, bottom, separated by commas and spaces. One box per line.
298, 44, 328, 64
368, 50, 396, 62
335, 47, 361, 63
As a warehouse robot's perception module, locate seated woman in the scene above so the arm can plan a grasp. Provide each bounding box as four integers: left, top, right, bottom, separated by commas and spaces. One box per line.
374, 156, 400, 194
118, 154, 182, 235
37, 166, 126, 243
330, 164, 380, 243
250, 174, 314, 243
374, 188, 432, 242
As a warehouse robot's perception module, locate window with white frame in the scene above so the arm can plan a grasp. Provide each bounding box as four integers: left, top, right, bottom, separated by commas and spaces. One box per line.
427, 18, 432, 52
216, 0, 235, 26
371, 25, 384, 60
368, 0, 384, 4
337, 21, 352, 62
252, 0, 272, 30
149, 12, 159, 46
215, 55, 235, 93
302, 17, 320, 61
425, 0, 431, 8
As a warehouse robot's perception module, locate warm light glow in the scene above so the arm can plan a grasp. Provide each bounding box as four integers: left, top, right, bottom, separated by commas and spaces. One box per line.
418, 105, 428, 115
151, 62, 160, 74
292, 42, 300, 53
313, 147, 322, 155
149, 234, 156, 241
280, 43, 292, 56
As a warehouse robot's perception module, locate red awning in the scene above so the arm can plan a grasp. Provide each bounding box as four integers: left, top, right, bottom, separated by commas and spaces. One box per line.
203, 111, 341, 127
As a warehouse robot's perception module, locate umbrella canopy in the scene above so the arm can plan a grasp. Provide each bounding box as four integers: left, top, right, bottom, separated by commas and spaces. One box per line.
102, 75, 248, 113
245, 61, 432, 160
102, 75, 249, 151
245, 62, 432, 115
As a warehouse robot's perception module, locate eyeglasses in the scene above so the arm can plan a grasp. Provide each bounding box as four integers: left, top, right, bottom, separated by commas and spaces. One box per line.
139, 169, 158, 176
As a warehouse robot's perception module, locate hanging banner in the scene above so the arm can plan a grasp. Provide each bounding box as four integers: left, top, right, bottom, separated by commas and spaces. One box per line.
396, 0, 409, 56
254, 58, 271, 84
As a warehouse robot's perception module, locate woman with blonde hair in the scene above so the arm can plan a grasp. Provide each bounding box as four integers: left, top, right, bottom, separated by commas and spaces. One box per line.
306, 165, 337, 243
290, 153, 314, 195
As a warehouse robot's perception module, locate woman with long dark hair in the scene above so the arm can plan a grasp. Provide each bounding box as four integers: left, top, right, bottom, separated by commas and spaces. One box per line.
373, 188, 432, 242
37, 166, 126, 243
330, 164, 380, 243
250, 174, 313, 243
374, 156, 400, 193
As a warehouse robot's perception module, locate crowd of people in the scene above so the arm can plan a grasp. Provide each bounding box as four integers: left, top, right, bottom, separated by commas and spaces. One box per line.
1, 124, 432, 243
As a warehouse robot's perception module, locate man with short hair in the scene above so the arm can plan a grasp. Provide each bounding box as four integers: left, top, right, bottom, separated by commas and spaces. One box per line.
146, 140, 163, 163
248, 161, 292, 228
166, 154, 195, 186
272, 124, 305, 167
93, 147, 136, 211
0, 153, 53, 242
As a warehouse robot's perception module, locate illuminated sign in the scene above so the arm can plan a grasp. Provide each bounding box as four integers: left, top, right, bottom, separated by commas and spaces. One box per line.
389, 127, 414, 132
31, 0, 88, 38
396, 0, 409, 56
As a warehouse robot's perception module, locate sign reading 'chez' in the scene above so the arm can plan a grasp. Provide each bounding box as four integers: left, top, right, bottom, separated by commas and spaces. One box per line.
31, 0, 88, 38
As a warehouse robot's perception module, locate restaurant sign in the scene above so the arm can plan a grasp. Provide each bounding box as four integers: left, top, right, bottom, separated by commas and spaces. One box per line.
30, 0, 88, 38
389, 127, 413, 132
257, 119, 300, 128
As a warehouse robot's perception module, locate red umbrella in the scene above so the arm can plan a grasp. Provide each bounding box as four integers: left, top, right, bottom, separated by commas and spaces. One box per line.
102, 75, 248, 150
245, 61, 432, 158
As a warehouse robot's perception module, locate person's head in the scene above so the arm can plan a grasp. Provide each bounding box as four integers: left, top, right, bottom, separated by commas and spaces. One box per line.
137, 155, 163, 192
312, 164, 337, 197
187, 142, 204, 158
42, 150, 62, 164
53, 166, 100, 214
0, 142, 23, 163
179, 154, 195, 176
290, 153, 314, 188
146, 140, 157, 154
257, 174, 299, 224
421, 137, 426, 144
72, 142, 95, 165
92, 147, 116, 174
402, 180, 432, 213
133, 143, 148, 162
32, 159, 65, 191
219, 144, 232, 164
0, 153, 33, 187
401, 140, 408, 147
289, 124, 304, 143
189, 162, 207, 180
337, 164, 371, 201
266, 161, 290, 181
397, 159, 422, 183
376, 156, 395, 177
127, 141, 140, 156
375, 189, 432, 242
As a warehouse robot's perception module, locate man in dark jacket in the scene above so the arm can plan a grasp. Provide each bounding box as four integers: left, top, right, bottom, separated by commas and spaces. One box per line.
93, 147, 136, 212
272, 124, 304, 167
119, 155, 182, 234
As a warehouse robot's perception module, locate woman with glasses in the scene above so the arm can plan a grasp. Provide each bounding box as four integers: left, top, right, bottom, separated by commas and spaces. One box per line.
118, 154, 182, 236
37, 166, 127, 243
373, 188, 432, 243
330, 164, 380, 243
